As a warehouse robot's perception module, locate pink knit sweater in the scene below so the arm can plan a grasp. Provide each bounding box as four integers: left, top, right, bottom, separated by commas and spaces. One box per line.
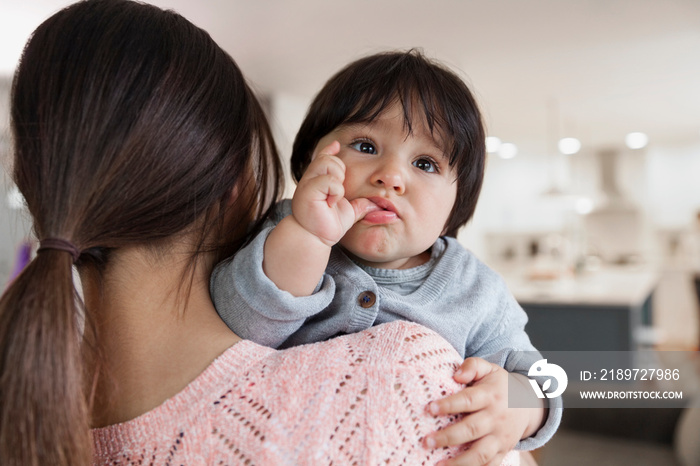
92, 321, 519, 465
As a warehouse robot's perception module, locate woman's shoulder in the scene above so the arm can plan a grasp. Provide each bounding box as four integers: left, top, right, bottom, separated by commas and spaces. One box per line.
91, 340, 276, 461
278, 321, 462, 368
232, 321, 461, 385
91, 322, 467, 464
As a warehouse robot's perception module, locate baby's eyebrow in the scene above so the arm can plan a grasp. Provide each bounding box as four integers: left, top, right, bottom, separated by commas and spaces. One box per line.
419, 133, 448, 159
337, 121, 376, 134
430, 139, 448, 156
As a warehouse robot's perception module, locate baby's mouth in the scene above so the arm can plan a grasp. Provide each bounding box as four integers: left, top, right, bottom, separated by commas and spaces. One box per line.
362, 197, 399, 224
366, 196, 398, 216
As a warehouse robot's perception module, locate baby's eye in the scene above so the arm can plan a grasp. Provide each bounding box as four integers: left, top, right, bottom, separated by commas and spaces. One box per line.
413, 157, 438, 173
350, 140, 377, 154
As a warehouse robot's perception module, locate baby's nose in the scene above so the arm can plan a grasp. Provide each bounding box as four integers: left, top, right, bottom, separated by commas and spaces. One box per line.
371, 161, 405, 194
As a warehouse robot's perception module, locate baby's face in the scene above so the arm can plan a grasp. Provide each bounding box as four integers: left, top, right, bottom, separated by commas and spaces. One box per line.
312, 103, 457, 270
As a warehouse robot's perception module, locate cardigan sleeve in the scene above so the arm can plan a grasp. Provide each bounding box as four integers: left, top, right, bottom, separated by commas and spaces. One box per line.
210, 201, 336, 348
465, 284, 562, 451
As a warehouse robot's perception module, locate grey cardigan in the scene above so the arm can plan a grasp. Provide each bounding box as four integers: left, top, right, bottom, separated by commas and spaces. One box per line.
211, 200, 562, 450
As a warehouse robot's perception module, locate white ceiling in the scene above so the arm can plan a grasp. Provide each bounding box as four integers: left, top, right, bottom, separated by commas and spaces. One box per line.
2, 0, 700, 156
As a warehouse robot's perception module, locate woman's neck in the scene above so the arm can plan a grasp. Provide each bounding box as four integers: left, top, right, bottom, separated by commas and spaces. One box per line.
82, 247, 240, 427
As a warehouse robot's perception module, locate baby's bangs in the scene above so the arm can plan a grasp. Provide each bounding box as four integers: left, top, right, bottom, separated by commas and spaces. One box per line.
399, 85, 460, 167
343, 82, 457, 164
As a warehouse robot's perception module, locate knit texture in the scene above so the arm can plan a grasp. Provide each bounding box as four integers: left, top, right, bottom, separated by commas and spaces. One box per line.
92, 321, 519, 465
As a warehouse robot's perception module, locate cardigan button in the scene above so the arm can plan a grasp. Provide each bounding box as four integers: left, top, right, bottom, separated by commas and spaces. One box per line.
358, 291, 376, 308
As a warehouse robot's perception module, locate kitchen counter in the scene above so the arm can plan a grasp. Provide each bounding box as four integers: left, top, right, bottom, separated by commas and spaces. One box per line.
491, 264, 660, 352
501, 268, 659, 308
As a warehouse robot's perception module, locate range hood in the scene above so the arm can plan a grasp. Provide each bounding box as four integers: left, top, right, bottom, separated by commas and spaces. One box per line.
584, 148, 646, 264
595, 148, 639, 212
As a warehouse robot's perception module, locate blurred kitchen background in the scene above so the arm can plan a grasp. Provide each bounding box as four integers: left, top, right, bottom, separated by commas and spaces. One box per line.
1, 1, 700, 464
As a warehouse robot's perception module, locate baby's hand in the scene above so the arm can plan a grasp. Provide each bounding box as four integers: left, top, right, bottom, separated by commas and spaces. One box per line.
425, 357, 533, 466
292, 141, 378, 246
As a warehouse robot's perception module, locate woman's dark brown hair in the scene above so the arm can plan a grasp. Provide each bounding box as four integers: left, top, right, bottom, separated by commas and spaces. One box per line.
0, 0, 281, 464
291, 50, 486, 237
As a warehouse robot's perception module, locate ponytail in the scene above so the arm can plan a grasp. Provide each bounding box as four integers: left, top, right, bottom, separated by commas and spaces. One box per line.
0, 251, 90, 465
1, 1, 282, 464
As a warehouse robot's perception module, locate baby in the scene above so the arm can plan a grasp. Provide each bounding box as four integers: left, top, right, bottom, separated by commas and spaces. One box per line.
212, 50, 560, 462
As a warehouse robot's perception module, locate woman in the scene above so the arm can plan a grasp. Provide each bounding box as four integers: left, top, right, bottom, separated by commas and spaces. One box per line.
0, 1, 522, 465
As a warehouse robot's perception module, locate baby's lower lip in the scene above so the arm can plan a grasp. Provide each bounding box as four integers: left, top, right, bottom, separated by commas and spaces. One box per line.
363, 210, 398, 224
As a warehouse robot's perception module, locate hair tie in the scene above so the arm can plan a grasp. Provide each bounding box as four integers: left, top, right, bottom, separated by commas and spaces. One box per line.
37, 238, 81, 264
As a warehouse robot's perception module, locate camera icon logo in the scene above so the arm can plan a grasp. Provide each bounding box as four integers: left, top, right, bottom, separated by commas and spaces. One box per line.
528, 359, 568, 399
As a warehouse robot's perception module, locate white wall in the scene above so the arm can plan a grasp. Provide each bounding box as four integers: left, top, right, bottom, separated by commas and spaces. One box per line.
467, 141, 700, 265
268, 92, 310, 199
647, 142, 700, 228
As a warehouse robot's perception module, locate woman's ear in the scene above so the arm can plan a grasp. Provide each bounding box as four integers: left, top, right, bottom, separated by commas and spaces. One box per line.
226, 159, 255, 208
226, 184, 240, 206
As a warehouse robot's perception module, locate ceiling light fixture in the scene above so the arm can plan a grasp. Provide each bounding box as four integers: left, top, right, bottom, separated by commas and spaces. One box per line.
486, 136, 502, 153
497, 142, 518, 159
625, 132, 648, 149
558, 137, 581, 155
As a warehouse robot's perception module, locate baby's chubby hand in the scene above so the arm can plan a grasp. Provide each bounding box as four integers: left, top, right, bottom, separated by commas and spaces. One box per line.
424, 357, 533, 466
291, 141, 379, 246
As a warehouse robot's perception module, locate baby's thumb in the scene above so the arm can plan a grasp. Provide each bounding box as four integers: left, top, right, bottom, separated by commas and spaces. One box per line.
350, 198, 380, 223
454, 357, 496, 384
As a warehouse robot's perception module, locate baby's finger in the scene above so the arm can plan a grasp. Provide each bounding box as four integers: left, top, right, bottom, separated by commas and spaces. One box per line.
304, 153, 345, 181
440, 453, 503, 466
350, 197, 381, 222
518, 451, 538, 466
485, 455, 506, 466
454, 357, 498, 385
425, 410, 493, 448
437, 435, 500, 466
313, 140, 341, 159
428, 385, 490, 416
302, 174, 344, 205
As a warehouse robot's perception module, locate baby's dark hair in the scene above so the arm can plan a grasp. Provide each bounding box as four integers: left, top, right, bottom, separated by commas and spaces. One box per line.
291, 49, 486, 237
